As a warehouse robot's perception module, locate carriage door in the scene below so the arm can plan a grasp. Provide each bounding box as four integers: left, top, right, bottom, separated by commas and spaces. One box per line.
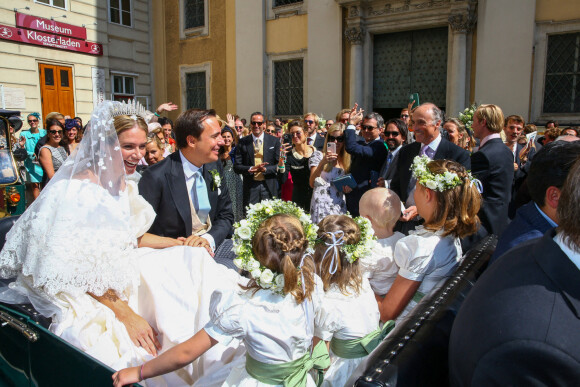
39, 64, 75, 119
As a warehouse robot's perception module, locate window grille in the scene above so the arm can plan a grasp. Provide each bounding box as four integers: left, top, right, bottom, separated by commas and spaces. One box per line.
543, 32, 580, 113
185, 0, 205, 29
274, 0, 302, 7
274, 59, 303, 116
186, 72, 207, 109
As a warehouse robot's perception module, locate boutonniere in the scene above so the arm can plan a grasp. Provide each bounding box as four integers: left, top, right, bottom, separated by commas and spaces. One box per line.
209, 169, 222, 191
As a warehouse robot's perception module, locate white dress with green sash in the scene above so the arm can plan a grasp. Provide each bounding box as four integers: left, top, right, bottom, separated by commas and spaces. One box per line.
314, 277, 381, 387
204, 277, 326, 387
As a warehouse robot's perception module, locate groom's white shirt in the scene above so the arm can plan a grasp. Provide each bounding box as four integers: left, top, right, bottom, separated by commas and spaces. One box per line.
180, 150, 215, 251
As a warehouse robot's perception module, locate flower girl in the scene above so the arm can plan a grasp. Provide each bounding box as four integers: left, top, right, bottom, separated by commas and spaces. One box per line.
376, 156, 481, 323
313, 214, 393, 387
113, 200, 328, 387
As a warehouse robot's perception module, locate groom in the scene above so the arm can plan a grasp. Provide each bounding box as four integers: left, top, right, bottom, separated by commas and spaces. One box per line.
139, 108, 234, 257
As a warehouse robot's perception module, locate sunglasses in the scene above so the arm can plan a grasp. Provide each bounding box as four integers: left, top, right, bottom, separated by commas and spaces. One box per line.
340, 119, 349, 124
265, 129, 275, 134
28, 119, 39, 123
361, 125, 377, 131
383, 131, 400, 137
400, 114, 410, 118
251, 121, 263, 126
49, 130, 63, 135
327, 135, 344, 142
304, 120, 315, 125
291, 131, 303, 137
235, 125, 243, 130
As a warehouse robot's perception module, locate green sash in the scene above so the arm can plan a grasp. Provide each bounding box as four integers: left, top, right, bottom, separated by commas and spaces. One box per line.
245, 340, 331, 387
330, 320, 395, 359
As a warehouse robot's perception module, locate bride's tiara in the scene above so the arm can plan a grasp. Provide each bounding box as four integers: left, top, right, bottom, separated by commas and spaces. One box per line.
110, 100, 149, 122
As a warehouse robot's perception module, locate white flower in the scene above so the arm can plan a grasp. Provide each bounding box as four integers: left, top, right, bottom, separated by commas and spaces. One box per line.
236, 226, 252, 240
250, 268, 262, 279
239, 219, 249, 227
265, 206, 274, 215
260, 269, 274, 285
233, 258, 243, 269
247, 259, 260, 270
254, 203, 263, 211
425, 180, 438, 190
300, 213, 310, 224
275, 274, 285, 288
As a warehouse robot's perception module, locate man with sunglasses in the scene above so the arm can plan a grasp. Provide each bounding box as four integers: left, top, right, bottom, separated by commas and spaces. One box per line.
343, 104, 388, 216
234, 111, 281, 212
378, 118, 408, 188
303, 113, 325, 151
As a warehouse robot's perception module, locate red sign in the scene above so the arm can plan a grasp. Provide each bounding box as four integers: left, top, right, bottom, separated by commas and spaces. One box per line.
15, 12, 86, 40
0, 24, 102, 56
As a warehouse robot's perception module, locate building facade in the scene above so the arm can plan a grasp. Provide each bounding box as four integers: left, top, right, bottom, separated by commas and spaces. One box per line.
0, 0, 155, 123
156, 0, 579, 125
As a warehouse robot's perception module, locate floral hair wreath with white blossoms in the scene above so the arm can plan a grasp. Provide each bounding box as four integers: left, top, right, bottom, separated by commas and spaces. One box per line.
411, 155, 482, 193
232, 199, 319, 295
338, 216, 376, 264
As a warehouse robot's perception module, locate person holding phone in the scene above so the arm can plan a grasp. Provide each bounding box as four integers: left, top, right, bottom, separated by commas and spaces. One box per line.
277, 120, 314, 211
308, 123, 351, 223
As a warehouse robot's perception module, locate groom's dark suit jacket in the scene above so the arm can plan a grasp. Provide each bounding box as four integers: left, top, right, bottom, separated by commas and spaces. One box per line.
138, 151, 234, 248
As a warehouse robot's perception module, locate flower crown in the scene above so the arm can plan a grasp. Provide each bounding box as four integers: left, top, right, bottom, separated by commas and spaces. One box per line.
232, 199, 318, 295
317, 216, 376, 269
411, 155, 474, 192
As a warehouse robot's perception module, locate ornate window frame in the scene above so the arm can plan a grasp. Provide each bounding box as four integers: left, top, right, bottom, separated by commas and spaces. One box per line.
179, 62, 211, 110
180, 0, 209, 39
266, 50, 307, 119
530, 19, 580, 124
266, 0, 306, 20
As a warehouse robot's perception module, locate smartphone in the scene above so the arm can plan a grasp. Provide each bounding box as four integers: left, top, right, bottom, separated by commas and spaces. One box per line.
283, 133, 292, 145
409, 93, 420, 110
327, 142, 336, 154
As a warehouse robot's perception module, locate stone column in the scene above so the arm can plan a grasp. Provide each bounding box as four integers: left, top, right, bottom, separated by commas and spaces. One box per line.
447, 13, 475, 116
345, 26, 364, 107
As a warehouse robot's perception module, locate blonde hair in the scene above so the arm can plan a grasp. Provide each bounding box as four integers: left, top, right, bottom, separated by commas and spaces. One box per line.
323, 123, 351, 173
474, 104, 504, 133
303, 112, 320, 126
423, 160, 481, 238
146, 135, 163, 150
114, 115, 148, 136
248, 214, 314, 303
360, 188, 401, 230
314, 215, 362, 295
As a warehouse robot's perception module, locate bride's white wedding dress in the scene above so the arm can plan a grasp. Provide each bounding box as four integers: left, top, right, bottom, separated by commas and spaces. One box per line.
0, 178, 245, 387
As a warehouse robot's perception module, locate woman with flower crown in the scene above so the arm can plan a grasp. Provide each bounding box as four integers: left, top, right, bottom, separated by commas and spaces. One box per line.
376, 156, 482, 323
312, 214, 393, 387
113, 200, 330, 387
0, 101, 245, 386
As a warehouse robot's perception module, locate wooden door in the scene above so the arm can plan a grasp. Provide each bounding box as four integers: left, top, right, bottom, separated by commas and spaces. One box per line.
39, 64, 75, 120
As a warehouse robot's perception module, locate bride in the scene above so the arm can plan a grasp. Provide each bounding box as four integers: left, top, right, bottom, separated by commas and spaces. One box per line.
0, 101, 245, 386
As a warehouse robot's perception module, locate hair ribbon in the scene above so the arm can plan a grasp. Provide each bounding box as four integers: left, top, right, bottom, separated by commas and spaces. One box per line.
319, 230, 345, 275
470, 178, 483, 194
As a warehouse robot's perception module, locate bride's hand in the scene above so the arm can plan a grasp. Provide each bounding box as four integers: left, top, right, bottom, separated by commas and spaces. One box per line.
120, 309, 162, 356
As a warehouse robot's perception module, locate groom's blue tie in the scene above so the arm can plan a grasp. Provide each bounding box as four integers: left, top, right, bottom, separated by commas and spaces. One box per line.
192, 169, 211, 222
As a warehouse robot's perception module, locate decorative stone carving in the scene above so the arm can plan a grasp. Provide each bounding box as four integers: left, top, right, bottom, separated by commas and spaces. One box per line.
345, 27, 365, 44
448, 12, 476, 33
349, 5, 359, 17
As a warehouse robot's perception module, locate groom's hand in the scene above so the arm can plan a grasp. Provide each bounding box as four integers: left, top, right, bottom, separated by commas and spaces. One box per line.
180, 235, 215, 257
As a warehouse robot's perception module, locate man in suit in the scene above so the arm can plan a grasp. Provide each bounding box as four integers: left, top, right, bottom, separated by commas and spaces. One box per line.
462, 104, 514, 250
377, 118, 408, 189
303, 112, 325, 151
503, 114, 539, 218
491, 139, 580, 262
139, 108, 234, 256
344, 109, 389, 216
234, 111, 281, 210
390, 103, 470, 229
449, 159, 580, 385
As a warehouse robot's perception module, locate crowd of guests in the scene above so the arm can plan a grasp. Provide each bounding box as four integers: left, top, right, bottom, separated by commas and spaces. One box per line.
3, 98, 580, 386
